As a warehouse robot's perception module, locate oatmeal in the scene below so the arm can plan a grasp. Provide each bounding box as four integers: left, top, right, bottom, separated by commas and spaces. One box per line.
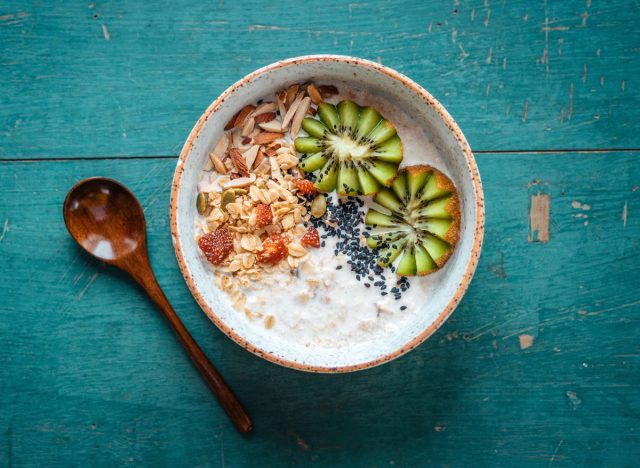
195, 81, 460, 348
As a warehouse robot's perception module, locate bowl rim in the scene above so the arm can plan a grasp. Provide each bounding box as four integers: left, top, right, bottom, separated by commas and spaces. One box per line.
170, 54, 485, 373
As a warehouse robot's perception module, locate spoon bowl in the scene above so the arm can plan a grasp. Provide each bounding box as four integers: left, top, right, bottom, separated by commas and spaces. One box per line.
63, 177, 146, 263
62, 177, 253, 433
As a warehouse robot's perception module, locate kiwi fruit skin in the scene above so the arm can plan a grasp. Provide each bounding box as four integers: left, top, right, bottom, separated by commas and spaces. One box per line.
365, 164, 460, 277
294, 100, 404, 195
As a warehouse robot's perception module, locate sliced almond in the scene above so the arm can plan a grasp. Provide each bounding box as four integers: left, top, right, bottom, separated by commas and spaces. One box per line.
253, 147, 264, 169
285, 84, 299, 107
254, 112, 276, 124
234, 105, 256, 129
270, 156, 283, 180
203, 158, 214, 171
254, 102, 277, 114
212, 134, 230, 158
224, 110, 241, 130
276, 152, 299, 170
290, 97, 311, 138
231, 129, 246, 150
253, 158, 271, 175
318, 84, 339, 97
209, 152, 227, 174
249, 126, 261, 139
222, 174, 256, 189
265, 145, 279, 157
307, 83, 323, 104
276, 91, 286, 119
241, 116, 255, 137
258, 120, 282, 133
242, 145, 260, 169
230, 148, 250, 176
281, 91, 305, 130
254, 132, 284, 145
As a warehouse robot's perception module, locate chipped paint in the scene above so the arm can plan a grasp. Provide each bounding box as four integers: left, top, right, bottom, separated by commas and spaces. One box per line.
519, 334, 534, 349
571, 200, 590, 210
529, 193, 550, 243
101, 24, 110, 41
566, 390, 582, 408
484, 9, 491, 27
622, 201, 627, 227
485, 47, 493, 64
568, 82, 574, 120
0, 218, 9, 242
580, 11, 589, 27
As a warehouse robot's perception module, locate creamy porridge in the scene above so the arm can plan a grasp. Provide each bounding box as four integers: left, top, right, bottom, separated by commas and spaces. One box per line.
194, 82, 460, 348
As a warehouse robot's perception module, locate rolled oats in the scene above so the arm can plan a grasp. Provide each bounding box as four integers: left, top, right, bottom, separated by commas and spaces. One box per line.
288, 242, 307, 257
264, 315, 275, 329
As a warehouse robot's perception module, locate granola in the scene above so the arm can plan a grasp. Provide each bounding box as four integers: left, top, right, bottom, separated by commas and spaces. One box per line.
195, 83, 329, 324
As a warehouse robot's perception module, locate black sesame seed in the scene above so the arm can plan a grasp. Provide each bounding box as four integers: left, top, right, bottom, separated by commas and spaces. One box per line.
400, 306, 407, 310
336, 265, 343, 270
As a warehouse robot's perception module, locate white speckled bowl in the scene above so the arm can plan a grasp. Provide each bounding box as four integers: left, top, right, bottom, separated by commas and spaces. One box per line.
171, 55, 484, 372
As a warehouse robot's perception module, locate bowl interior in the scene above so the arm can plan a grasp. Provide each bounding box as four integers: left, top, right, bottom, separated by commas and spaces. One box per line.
172, 56, 482, 371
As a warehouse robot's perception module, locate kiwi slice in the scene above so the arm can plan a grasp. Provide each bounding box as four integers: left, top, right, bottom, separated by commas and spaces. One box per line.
365, 165, 460, 276
294, 100, 403, 195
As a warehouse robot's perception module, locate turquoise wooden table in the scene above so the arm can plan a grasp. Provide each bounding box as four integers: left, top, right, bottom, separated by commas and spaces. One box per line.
1, 1, 639, 466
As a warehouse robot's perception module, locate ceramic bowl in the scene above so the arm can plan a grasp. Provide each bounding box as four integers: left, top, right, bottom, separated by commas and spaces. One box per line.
170, 55, 484, 372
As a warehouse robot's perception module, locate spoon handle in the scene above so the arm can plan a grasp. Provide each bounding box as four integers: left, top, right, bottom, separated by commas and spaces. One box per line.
130, 265, 253, 434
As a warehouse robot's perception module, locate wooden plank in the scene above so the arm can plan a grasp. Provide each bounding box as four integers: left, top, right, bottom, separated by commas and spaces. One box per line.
1, 153, 638, 466
0, 1, 638, 158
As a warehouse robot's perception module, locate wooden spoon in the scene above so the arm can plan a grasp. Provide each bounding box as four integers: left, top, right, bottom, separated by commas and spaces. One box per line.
62, 177, 253, 433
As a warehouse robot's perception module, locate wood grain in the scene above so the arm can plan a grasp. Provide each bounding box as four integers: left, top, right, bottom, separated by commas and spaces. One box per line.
1, 0, 639, 158
1, 153, 638, 466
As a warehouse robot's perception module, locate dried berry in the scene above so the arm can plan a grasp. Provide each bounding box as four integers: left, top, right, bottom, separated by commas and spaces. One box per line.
292, 178, 317, 195
198, 228, 233, 265
256, 234, 288, 264
300, 226, 320, 248
255, 204, 273, 228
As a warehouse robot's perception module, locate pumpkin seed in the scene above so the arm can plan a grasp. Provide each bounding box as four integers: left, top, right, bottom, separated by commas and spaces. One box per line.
196, 193, 208, 215
221, 190, 237, 211
310, 194, 327, 218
